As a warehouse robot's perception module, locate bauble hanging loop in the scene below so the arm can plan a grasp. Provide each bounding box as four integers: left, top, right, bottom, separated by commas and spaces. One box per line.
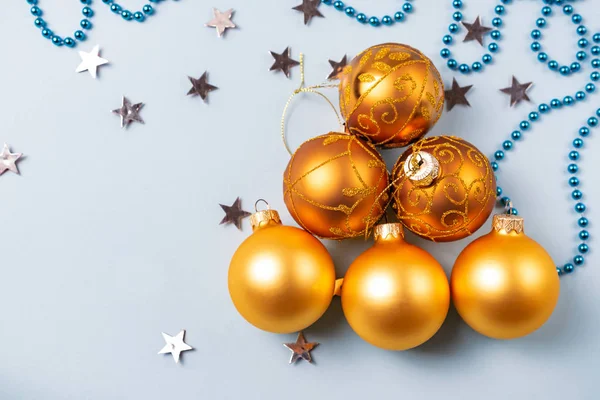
341, 222, 450, 350
228, 203, 336, 334
451, 213, 560, 339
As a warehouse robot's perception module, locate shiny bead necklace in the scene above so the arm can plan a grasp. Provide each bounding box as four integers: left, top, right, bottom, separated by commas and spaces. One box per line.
440, 0, 508, 74
27, 0, 167, 48
320, 0, 414, 27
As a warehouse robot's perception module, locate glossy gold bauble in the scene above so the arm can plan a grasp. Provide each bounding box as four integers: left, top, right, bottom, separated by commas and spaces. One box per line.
228, 209, 336, 334
284, 132, 389, 239
341, 223, 450, 350
451, 214, 560, 339
392, 136, 496, 242
339, 43, 444, 148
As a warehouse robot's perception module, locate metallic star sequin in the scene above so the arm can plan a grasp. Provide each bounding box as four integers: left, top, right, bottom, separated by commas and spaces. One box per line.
0, 143, 23, 176
75, 45, 109, 79
500, 76, 533, 107
284, 332, 318, 364
327, 55, 347, 80
187, 72, 218, 102
158, 330, 193, 364
292, 0, 324, 25
219, 197, 251, 231
112, 96, 145, 129
444, 78, 473, 111
462, 16, 493, 46
205, 8, 236, 37
269, 47, 300, 78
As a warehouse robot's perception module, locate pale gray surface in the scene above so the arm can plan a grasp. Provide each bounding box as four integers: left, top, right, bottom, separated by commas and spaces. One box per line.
1, 1, 599, 399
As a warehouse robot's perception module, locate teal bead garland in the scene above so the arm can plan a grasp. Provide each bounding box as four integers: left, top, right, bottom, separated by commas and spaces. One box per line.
320, 0, 414, 27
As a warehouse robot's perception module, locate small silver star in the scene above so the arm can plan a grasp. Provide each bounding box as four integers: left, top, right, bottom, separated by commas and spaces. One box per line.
76, 45, 109, 79
462, 16, 493, 47
292, 0, 324, 25
112, 96, 145, 129
327, 55, 347, 80
205, 8, 236, 37
187, 72, 218, 102
0, 143, 23, 176
284, 332, 318, 364
158, 330, 193, 364
269, 47, 300, 78
500, 76, 533, 107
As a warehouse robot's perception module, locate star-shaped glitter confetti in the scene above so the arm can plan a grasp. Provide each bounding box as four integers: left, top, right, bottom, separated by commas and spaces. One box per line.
205, 8, 236, 37
462, 16, 493, 46
292, 0, 324, 25
219, 197, 251, 230
112, 96, 144, 129
75, 45, 109, 79
187, 72, 218, 102
158, 330, 193, 364
444, 78, 473, 111
284, 332, 318, 364
327, 55, 347, 80
0, 143, 23, 176
269, 47, 300, 78
500, 76, 533, 107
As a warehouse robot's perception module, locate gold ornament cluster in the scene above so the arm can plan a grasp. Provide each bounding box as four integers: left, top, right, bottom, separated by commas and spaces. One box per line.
228, 43, 560, 352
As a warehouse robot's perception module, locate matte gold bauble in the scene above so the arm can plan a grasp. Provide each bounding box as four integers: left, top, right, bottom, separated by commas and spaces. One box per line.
339, 43, 444, 148
341, 223, 450, 350
451, 214, 560, 339
284, 132, 389, 239
228, 208, 336, 334
392, 136, 496, 242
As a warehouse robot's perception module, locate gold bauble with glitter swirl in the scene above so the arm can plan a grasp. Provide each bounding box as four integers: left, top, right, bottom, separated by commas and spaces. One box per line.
339, 43, 444, 148
341, 223, 450, 350
283, 132, 389, 239
391, 136, 496, 242
451, 214, 560, 339
228, 208, 336, 334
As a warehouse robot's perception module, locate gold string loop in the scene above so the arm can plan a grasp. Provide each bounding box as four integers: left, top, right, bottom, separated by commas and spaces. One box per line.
280, 53, 344, 156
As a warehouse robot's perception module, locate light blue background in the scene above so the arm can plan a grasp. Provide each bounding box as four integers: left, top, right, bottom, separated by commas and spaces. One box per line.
1, 1, 599, 399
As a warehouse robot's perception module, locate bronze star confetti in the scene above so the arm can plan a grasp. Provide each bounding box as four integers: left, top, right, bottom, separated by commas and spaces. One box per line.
269, 47, 300, 78
205, 8, 236, 37
292, 0, 324, 25
500, 76, 533, 107
284, 332, 318, 364
444, 78, 473, 111
0, 143, 23, 176
187, 72, 218, 103
327, 55, 347, 80
112, 96, 144, 129
462, 16, 493, 46
219, 197, 251, 230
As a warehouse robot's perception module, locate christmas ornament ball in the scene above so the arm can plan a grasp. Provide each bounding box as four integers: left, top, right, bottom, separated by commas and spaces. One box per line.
392, 136, 496, 242
284, 133, 389, 239
341, 223, 450, 350
451, 214, 560, 339
339, 43, 444, 148
228, 208, 336, 334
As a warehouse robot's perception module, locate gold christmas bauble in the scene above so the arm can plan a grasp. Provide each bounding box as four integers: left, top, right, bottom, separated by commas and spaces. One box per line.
339, 43, 444, 148
284, 132, 389, 239
451, 214, 560, 339
228, 208, 336, 334
341, 223, 450, 350
392, 136, 496, 242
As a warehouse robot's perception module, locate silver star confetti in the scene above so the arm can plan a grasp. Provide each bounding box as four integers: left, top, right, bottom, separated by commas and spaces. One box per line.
284, 332, 318, 364
112, 96, 145, 129
187, 72, 218, 102
205, 8, 236, 37
500, 76, 533, 107
444, 78, 473, 111
76, 45, 109, 79
292, 0, 324, 25
158, 330, 193, 364
0, 143, 23, 176
269, 47, 300, 78
462, 16, 493, 47
327, 55, 347, 80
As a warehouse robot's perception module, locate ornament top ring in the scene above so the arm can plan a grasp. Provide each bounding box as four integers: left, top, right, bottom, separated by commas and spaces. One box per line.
339, 43, 445, 148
